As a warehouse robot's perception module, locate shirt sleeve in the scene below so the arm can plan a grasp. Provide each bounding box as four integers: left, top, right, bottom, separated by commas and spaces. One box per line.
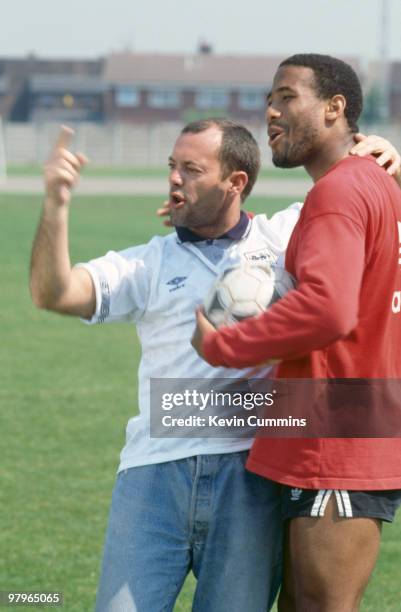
267, 201, 304, 245
75, 240, 160, 325
203, 188, 366, 368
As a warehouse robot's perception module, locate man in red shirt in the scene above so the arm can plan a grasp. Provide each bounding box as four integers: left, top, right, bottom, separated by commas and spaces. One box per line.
192, 54, 401, 611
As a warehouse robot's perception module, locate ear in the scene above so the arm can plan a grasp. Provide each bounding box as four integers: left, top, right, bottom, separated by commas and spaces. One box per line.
325, 94, 346, 121
228, 170, 249, 197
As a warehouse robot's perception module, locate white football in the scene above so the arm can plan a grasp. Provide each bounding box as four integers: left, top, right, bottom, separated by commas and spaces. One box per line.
204, 262, 295, 328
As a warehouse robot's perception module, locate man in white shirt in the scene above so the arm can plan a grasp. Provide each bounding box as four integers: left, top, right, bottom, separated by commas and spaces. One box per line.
31, 118, 300, 612
30, 118, 398, 612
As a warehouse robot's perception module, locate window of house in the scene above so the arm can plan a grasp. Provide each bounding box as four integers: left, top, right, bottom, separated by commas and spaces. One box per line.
238, 91, 265, 110
195, 89, 230, 109
147, 89, 181, 108
37, 94, 59, 108
115, 86, 140, 107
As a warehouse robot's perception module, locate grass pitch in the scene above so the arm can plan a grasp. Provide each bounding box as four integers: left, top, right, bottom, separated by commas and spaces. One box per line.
1, 193, 400, 611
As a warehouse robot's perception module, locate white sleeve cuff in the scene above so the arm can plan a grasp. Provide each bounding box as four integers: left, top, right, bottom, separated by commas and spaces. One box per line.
74, 262, 110, 324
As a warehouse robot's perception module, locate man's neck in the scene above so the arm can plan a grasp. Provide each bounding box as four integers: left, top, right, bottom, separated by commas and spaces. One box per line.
305, 133, 355, 183
187, 210, 242, 240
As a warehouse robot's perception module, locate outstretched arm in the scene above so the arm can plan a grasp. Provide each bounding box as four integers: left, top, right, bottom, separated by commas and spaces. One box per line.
30, 126, 94, 318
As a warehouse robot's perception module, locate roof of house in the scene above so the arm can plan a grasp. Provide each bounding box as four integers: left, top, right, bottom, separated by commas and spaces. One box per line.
104, 52, 362, 90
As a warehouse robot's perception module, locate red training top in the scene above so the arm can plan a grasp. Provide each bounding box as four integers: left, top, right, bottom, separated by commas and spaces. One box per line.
203, 155, 401, 490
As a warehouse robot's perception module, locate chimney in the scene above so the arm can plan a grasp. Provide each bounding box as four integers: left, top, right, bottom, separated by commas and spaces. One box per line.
198, 40, 213, 55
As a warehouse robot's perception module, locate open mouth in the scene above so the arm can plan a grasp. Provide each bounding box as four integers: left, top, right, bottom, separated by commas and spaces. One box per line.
268, 126, 286, 147
169, 192, 186, 209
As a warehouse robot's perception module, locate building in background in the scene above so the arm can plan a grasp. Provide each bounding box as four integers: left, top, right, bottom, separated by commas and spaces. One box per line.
104, 48, 361, 125
0, 48, 370, 125
104, 49, 282, 125
0, 49, 399, 168
24, 75, 106, 122
0, 55, 103, 122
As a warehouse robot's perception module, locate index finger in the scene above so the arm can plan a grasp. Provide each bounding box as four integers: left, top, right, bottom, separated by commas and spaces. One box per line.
54, 125, 75, 151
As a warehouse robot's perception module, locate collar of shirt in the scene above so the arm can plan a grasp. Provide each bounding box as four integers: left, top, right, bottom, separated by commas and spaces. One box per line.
175, 210, 250, 244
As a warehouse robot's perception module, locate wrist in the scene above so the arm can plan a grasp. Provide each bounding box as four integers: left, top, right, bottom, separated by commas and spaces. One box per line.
43, 197, 69, 220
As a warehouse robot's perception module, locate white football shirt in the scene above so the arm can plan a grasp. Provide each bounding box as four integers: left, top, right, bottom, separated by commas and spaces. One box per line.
77, 204, 302, 471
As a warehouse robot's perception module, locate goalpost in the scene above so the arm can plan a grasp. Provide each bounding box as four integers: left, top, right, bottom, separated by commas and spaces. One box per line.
0, 116, 7, 183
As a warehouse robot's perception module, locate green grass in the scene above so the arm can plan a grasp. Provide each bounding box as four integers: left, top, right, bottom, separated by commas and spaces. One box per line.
1, 193, 400, 611
6, 164, 308, 180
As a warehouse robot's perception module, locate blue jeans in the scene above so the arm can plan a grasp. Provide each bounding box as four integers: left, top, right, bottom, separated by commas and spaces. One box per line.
95, 452, 282, 612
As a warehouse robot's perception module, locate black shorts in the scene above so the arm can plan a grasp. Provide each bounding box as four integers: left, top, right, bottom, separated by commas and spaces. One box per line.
281, 487, 401, 523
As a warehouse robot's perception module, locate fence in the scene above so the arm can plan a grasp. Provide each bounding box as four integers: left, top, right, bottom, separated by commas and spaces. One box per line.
2, 121, 401, 168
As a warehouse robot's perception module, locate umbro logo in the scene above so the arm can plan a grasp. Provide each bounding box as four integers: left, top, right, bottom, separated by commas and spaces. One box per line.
290, 488, 303, 501
166, 276, 187, 291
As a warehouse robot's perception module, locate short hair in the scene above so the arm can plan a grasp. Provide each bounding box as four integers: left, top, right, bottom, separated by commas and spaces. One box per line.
181, 118, 260, 201
280, 54, 363, 133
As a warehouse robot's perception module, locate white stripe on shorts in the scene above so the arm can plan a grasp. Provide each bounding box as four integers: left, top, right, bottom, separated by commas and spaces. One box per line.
310, 489, 333, 517
311, 489, 354, 518
334, 490, 345, 517
339, 490, 353, 518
